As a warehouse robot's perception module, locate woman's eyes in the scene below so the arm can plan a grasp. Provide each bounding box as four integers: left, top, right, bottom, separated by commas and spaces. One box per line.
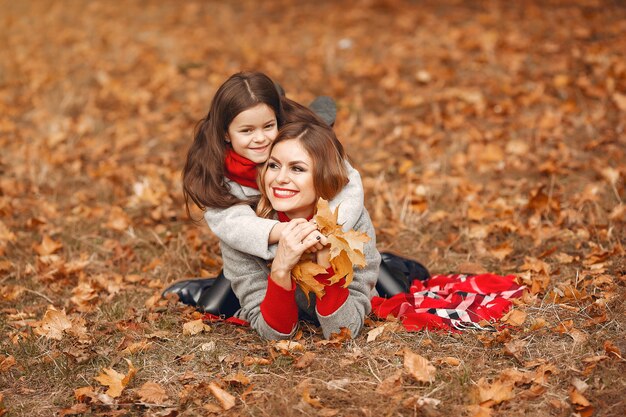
291, 166, 305, 173
268, 162, 279, 169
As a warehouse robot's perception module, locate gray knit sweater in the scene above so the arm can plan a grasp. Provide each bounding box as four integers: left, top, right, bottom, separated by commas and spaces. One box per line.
221, 207, 380, 340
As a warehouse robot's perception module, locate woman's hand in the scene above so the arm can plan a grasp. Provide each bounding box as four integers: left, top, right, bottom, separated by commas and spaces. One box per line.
304, 219, 328, 254
270, 219, 322, 290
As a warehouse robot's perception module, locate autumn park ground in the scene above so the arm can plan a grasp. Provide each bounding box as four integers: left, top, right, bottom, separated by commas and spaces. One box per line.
1, 0, 625, 416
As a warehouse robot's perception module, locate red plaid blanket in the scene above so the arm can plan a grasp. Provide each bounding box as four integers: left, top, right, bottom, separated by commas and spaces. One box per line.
371, 273, 525, 331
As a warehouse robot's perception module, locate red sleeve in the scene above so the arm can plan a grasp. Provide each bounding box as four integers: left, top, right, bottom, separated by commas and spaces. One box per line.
315, 267, 349, 316
260, 274, 298, 334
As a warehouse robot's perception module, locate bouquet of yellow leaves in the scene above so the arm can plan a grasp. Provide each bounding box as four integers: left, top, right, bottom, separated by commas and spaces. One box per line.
291, 199, 371, 301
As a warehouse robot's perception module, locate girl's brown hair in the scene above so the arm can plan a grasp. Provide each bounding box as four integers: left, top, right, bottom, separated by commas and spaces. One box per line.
182, 72, 284, 215
256, 122, 349, 219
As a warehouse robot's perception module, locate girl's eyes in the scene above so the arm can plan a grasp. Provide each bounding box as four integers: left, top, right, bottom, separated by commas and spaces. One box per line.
264, 123, 276, 130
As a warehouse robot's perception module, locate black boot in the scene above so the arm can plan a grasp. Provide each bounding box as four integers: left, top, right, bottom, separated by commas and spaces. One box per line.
376, 252, 430, 298
309, 96, 337, 127
196, 271, 241, 317
162, 277, 216, 307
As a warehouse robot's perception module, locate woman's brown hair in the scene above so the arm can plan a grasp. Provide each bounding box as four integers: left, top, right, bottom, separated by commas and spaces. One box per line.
256, 122, 349, 219
182, 72, 284, 216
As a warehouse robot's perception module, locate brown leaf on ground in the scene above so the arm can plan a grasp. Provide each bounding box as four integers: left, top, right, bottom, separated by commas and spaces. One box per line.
182, 319, 211, 336
223, 371, 251, 386
403, 349, 436, 383
604, 340, 623, 358
137, 381, 168, 404
242, 356, 271, 366
105, 206, 131, 231
376, 370, 403, 396
274, 340, 304, 354
208, 382, 236, 410
503, 339, 527, 362
474, 377, 515, 405
94, 359, 137, 398
58, 403, 88, 417
33, 235, 63, 256
501, 309, 527, 326
301, 388, 323, 408
456, 262, 487, 275
293, 352, 317, 369
0, 355, 16, 372
34, 306, 72, 340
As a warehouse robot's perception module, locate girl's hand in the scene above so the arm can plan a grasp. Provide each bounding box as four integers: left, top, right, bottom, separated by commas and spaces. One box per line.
270, 219, 321, 289
315, 246, 331, 268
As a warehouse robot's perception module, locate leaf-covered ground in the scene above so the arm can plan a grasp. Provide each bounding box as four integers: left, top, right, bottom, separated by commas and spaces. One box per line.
1, 0, 625, 416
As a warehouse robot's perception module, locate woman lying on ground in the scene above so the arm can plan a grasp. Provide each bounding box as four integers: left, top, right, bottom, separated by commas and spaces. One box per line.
223, 121, 380, 339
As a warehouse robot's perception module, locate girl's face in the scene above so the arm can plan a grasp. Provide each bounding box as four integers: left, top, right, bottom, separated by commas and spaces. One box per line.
227, 103, 278, 163
264, 139, 317, 219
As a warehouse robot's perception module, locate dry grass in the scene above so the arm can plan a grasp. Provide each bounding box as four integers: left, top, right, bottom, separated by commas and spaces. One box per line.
1, 0, 625, 416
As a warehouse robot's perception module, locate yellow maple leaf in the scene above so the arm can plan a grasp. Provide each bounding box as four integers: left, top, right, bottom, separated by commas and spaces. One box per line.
94, 359, 136, 398
292, 260, 328, 301
314, 198, 340, 235
329, 250, 353, 286
290, 198, 371, 298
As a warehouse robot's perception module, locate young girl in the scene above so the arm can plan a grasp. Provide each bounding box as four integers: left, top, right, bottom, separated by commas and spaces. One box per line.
225, 121, 380, 339
164, 72, 366, 312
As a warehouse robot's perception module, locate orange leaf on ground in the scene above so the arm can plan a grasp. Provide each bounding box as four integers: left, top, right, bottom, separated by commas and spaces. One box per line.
223, 371, 251, 386
94, 359, 136, 398
182, 319, 211, 336
569, 387, 591, 407
137, 381, 168, 403
293, 352, 316, 369
501, 309, 527, 326
59, 403, 88, 417
403, 349, 436, 383
105, 207, 131, 231
475, 377, 515, 405
34, 306, 72, 340
34, 235, 63, 256
208, 382, 236, 410
0, 356, 16, 372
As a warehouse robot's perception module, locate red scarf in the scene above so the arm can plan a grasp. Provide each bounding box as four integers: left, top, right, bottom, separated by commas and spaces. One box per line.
224, 148, 258, 189
277, 212, 314, 222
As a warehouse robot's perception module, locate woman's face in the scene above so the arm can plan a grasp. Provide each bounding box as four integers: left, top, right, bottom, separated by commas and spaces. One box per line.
227, 103, 278, 163
264, 139, 317, 219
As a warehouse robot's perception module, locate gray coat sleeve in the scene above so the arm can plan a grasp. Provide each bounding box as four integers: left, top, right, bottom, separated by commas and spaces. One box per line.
329, 161, 365, 232
203, 180, 278, 260
220, 242, 297, 340
315, 208, 380, 339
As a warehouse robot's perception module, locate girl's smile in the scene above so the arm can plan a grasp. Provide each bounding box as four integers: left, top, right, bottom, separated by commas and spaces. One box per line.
227, 103, 278, 163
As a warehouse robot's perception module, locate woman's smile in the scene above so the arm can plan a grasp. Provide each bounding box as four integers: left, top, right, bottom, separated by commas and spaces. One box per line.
272, 187, 299, 198
264, 139, 317, 219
